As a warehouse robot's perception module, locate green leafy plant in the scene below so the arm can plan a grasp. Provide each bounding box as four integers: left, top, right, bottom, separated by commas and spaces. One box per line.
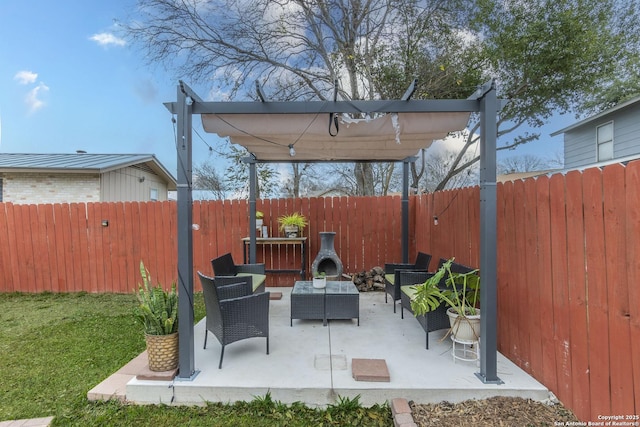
256, 211, 264, 219
410, 258, 480, 318
277, 212, 308, 232
313, 271, 326, 279
134, 261, 179, 335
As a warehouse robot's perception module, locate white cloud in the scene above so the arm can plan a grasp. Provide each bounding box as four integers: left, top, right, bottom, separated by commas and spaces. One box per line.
90, 32, 126, 47
14, 70, 38, 85
25, 82, 49, 114
428, 130, 479, 157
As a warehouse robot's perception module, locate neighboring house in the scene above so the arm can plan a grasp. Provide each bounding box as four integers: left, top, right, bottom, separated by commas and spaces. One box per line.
0, 153, 177, 204
551, 95, 640, 169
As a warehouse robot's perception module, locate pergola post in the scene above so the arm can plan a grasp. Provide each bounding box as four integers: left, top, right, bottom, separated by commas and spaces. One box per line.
476, 81, 502, 384
175, 85, 197, 380
401, 158, 411, 263
247, 156, 258, 263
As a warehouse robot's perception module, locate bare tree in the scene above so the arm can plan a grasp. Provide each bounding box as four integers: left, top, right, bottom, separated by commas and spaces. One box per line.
193, 161, 228, 199
123, 0, 638, 193
498, 154, 554, 175
420, 146, 479, 193
122, 0, 471, 195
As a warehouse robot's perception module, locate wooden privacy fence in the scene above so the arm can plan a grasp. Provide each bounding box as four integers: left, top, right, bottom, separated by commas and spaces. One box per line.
413, 163, 640, 421
491, 164, 639, 422
0, 195, 408, 293
0, 161, 638, 420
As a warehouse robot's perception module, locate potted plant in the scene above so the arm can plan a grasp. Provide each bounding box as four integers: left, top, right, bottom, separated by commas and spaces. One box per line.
134, 261, 179, 372
255, 210, 264, 229
410, 258, 480, 341
277, 212, 308, 237
313, 271, 327, 289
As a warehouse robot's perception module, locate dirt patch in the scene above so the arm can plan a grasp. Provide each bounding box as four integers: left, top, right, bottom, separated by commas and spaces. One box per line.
410, 396, 580, 426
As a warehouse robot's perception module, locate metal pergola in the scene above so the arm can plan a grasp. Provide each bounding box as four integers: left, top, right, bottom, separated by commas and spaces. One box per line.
164, 80, 502, 385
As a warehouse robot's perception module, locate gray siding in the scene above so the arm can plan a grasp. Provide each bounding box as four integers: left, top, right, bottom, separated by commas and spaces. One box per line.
100, 166, 169, 202
564, 102, 640, 168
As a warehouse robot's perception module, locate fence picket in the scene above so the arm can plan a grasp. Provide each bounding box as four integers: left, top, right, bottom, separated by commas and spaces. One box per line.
602, 164, 634, 414
625, 162, 640, 415
524, 178, 543, 379
512, 180, 530, 368
548, 174, 572, 408
565, 171, 591, 421
0, 204, 14, 291
583, 168, 611, 418
86, 203, 100, 293
535, 176, 558, 393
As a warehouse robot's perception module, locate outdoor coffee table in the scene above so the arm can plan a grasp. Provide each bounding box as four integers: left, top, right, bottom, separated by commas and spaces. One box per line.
290, 281, 359, 326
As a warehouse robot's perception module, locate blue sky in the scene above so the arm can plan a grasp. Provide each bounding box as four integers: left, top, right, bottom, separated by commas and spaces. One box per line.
0, 0, 198, 176
0, 1, 570, 179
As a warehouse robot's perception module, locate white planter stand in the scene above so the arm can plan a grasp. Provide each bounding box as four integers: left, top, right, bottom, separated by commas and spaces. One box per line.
451, 335, 479, 365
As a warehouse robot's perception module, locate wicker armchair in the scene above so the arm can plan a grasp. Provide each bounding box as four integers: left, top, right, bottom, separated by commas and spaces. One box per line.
399, 259, 477, 349
399, 270, 449, 349
384, 252, 432, 313
211, 252, 266, 293
198, 272, 270, 369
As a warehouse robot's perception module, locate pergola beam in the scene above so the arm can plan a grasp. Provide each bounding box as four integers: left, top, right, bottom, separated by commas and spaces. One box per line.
165, 99, 479, 115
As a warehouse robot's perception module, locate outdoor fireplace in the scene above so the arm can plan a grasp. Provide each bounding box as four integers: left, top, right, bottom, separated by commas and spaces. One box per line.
311, 232, 343, 280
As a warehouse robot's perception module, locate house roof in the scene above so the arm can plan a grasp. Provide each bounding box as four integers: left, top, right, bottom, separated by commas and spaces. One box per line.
551, 95, 640, 136
0, 153, 177, 190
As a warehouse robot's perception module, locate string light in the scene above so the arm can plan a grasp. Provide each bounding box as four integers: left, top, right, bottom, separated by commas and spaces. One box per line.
288, 144, 296, 157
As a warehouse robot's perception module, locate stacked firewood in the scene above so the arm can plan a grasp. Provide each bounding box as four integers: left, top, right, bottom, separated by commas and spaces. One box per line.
351, 266, 386, 292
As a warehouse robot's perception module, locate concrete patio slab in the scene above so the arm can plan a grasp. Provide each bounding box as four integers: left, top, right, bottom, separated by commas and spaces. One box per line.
90, 287, 549, 408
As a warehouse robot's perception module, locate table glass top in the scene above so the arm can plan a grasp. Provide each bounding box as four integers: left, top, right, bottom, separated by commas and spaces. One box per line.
292, 281, 359, 295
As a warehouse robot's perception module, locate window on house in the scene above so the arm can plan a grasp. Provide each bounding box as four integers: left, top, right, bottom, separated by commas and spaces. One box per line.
597, 122, 613, 161
150, 188, 159, 201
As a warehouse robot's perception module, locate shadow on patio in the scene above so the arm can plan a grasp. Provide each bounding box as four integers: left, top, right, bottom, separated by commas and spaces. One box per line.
90, 288, 548, 407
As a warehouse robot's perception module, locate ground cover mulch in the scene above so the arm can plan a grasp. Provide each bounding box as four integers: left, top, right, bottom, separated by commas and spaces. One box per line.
410, 396, 580, 426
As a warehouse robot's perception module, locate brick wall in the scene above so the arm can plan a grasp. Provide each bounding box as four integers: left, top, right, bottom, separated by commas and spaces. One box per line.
1, 172, 100, 204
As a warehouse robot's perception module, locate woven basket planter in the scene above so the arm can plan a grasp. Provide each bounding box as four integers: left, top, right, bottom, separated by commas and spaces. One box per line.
145, 332, 179, 371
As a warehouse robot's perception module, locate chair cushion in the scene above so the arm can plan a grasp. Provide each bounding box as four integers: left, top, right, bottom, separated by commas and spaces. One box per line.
237, 273, 267, 293
401, 285, 417, 299
385, 274, 395, 285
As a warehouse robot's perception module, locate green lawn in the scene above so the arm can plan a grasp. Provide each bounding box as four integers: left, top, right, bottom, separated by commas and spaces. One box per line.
0, 292, 392, 426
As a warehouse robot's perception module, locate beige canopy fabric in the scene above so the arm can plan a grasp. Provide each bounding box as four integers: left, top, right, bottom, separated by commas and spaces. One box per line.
201, 111, 471, 161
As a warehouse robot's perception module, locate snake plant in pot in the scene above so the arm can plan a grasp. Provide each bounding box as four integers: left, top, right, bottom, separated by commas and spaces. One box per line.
134, 261, 179, 371
410, 258, 480, 341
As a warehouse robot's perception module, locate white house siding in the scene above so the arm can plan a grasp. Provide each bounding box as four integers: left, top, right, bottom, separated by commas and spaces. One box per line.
564, 102, 640, 169
1, 172, 100, 204
100, 167, 169, 202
